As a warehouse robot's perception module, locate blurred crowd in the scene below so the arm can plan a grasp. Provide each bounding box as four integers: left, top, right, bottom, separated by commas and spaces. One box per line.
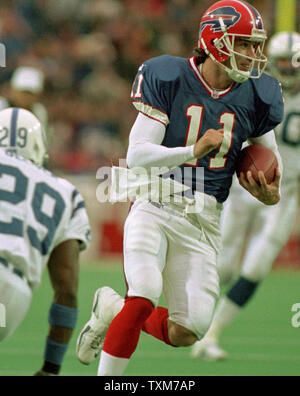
0, 0, 290, 173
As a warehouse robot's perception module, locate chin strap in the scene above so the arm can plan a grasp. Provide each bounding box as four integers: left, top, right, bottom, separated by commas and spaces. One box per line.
226, 68, 250, 83
200, 36, 251, 84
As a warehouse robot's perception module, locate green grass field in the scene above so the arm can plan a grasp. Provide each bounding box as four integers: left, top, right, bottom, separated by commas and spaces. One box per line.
1, 262, 300, 376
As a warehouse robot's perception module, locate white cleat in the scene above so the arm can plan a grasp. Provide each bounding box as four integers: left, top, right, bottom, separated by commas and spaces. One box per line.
190, 339, 228, 362
76, 286, 123, 365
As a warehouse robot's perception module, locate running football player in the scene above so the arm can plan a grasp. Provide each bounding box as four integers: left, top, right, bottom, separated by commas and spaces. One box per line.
77, 0, 283, 375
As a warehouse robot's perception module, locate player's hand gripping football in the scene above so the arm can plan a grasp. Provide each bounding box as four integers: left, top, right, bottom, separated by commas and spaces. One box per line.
193, 128, 224, 158
238, 168, 281, 205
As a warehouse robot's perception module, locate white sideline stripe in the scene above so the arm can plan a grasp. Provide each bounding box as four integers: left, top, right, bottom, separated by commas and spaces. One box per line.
2, 349, 300, 363
223, 337, 300, 346
1, 348, 50, 356
3, 338, 299, 356
0, 370, 92, 377
134, 351, 300, 362
229, 353, 300, 362
1, 348, 77, 356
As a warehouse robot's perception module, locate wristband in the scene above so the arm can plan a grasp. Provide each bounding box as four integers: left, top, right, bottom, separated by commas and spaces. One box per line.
49, 303, 78, 329
44, 337, 68, 369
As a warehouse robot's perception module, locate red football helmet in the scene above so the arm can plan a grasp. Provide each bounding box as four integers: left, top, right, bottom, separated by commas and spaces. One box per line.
199, 0, 267, 83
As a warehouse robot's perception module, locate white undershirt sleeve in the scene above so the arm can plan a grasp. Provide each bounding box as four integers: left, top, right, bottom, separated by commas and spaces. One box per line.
126, 113, 195, 171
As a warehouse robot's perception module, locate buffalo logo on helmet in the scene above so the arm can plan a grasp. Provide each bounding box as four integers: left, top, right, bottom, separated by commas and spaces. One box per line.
200, 6, 241, 34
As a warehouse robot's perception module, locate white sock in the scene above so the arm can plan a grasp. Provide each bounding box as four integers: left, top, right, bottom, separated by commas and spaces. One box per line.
205, 296, 241, 341
98, 350, 130, 376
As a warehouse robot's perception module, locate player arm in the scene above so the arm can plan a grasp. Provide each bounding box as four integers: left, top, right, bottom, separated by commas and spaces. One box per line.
126, 113, 195, 171
239, 130, 282, 206
126, 113, 223, 171
248, 130, 283, 177
35, 239, 80, 376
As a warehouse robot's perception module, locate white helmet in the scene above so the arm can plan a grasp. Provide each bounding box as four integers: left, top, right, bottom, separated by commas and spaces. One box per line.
267, 31, 300, 89
0, 107, 47, 166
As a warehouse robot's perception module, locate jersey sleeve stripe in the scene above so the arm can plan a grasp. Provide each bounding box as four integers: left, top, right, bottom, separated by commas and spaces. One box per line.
246, 2, 264, 29
72, 189, 80, 202
71, 201, 86, 219
10, 108, 19, 147
132, 101, 169, 126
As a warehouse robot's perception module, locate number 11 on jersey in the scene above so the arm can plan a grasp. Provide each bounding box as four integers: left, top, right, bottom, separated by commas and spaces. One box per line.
210, 112, 236, 169
184, 105, 236, 169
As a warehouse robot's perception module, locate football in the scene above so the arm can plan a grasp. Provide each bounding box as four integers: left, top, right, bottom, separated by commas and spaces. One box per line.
236, 144, 278, 184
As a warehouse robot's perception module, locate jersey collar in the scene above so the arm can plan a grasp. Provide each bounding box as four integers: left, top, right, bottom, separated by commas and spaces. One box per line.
188, 57, 235, 99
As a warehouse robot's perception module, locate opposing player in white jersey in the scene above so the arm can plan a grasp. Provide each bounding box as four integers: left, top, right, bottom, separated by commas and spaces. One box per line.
0, 108, 91, 375
191, 31, 300, 361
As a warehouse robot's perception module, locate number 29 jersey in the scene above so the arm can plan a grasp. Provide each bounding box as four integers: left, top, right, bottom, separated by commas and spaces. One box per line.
131, 55, 284, 202
0, 151, 91, 289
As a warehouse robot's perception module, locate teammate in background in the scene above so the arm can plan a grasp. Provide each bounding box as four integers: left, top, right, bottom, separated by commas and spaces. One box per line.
191, 31, 300, 361
76, 0, 283, 376
0, 66, 48, 129
0, 108, 91, 375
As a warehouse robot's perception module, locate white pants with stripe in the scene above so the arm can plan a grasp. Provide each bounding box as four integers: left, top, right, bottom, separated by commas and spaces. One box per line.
123, 195, 222, 340
0, 265, 32, 342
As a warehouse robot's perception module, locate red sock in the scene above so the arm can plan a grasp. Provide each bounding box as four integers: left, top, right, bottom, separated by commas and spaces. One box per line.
142, 307, 175, 346
103, 297, 154, 359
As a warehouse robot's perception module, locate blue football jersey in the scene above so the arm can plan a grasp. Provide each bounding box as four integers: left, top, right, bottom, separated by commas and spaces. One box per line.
131, 55, 284, 202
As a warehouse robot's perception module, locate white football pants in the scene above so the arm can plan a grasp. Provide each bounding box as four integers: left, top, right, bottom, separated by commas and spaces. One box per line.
0, 265, 32, 342
123, 195, 222, 340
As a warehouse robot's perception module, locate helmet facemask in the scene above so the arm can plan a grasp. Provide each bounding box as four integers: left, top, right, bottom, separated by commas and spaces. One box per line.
201, 17, 267, 83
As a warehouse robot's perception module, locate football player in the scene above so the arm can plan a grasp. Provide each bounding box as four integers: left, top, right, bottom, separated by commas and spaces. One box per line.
191, 31, 300, 361
76, 0, 283, 376
0, 108, 91, 375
